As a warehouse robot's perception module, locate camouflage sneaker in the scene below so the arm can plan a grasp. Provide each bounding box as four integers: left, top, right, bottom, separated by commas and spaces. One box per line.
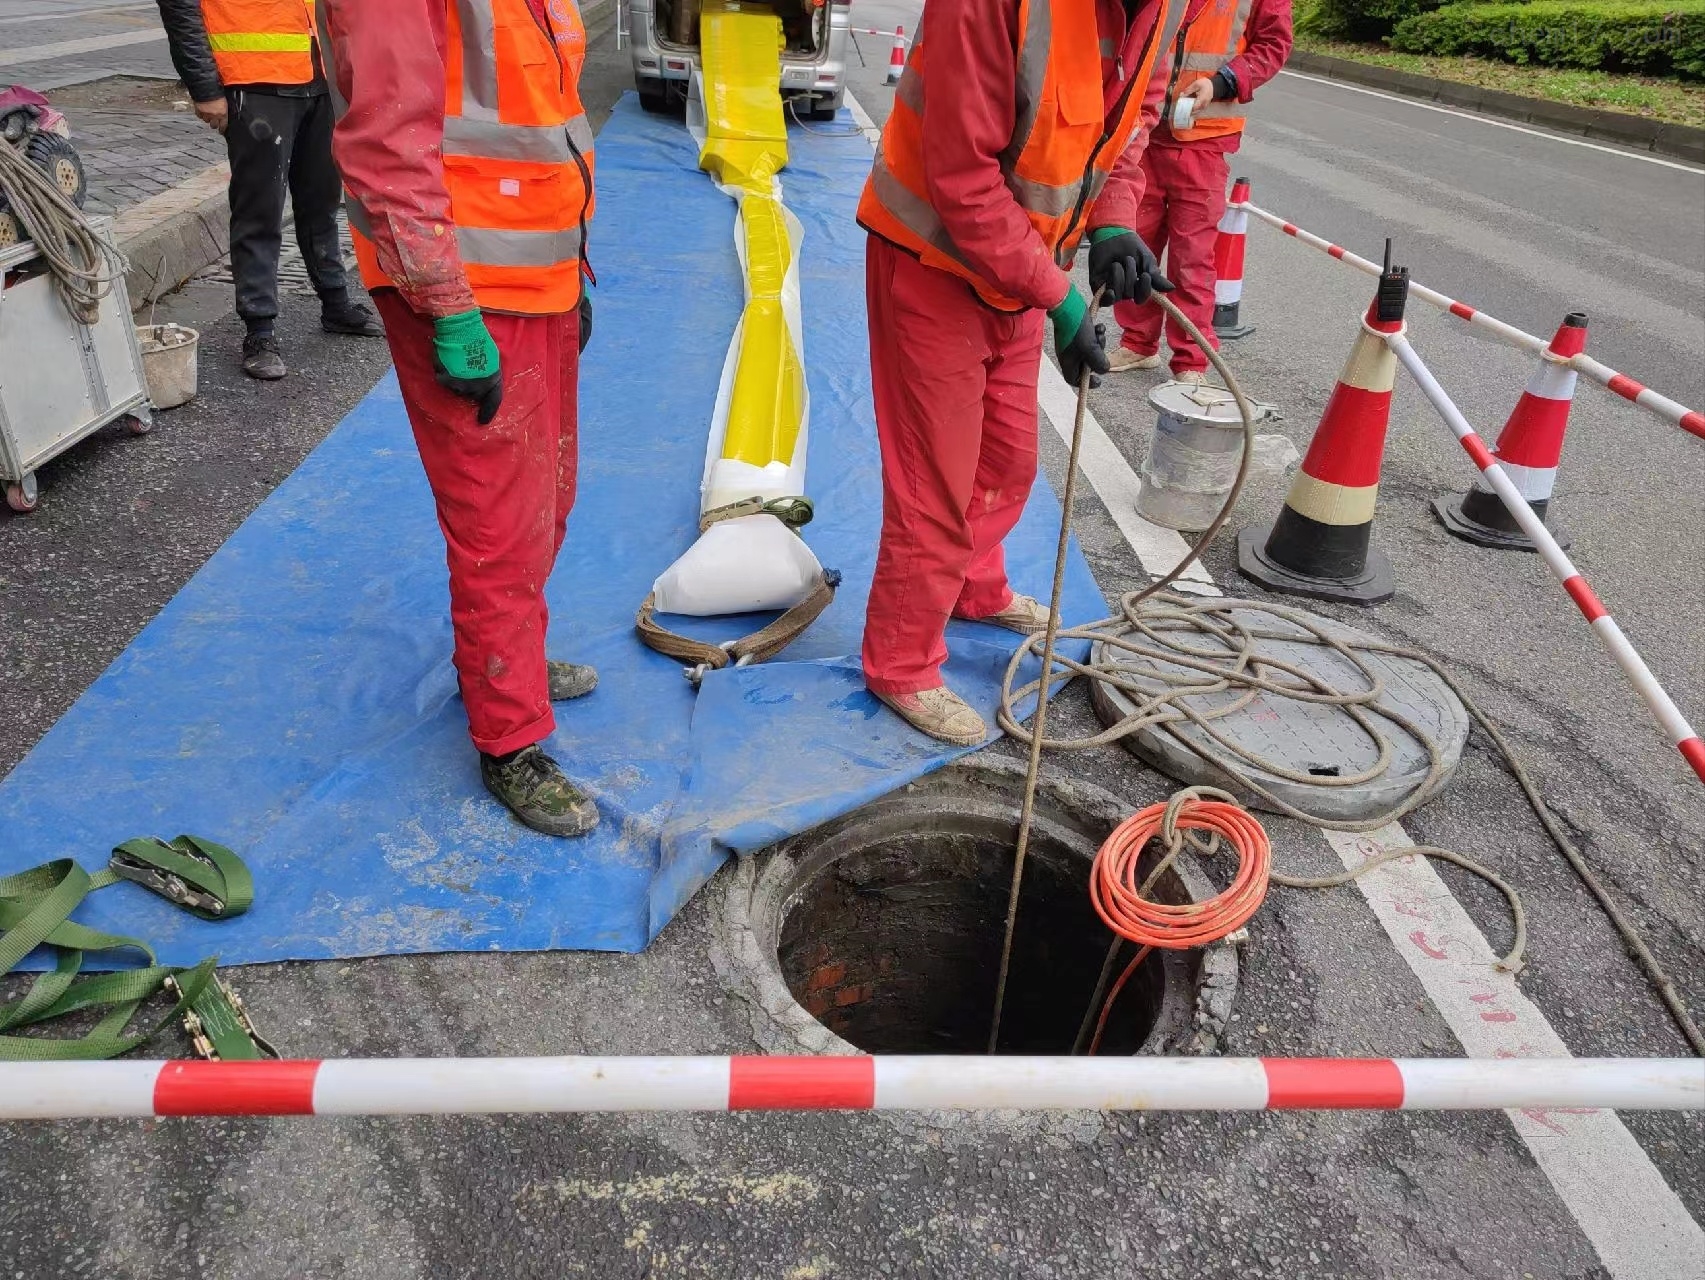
547, 660, 598, 701
480, 745, 599, 838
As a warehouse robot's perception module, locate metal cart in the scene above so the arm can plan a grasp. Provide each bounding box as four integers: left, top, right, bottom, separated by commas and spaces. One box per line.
0, 219, 152, 513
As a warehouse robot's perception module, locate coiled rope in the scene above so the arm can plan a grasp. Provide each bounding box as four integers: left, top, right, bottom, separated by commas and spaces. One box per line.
988, 292, 1704, 1058
0, 135, 126, 324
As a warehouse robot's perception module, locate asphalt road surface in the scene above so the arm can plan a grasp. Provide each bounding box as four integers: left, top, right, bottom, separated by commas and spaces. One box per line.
2, 2, 1703, 1277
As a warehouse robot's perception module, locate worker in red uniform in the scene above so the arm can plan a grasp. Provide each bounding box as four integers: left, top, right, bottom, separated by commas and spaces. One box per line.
857, 0, 1188, 746
1105, 0, 1292, 381
314, 0, 601, 837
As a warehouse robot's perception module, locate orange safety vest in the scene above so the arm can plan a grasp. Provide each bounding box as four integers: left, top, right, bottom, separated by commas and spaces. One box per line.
332, 0, 595, 316
1163, 0, 1253, 142
201, 0, 316, 86
858, 0, 1187, 312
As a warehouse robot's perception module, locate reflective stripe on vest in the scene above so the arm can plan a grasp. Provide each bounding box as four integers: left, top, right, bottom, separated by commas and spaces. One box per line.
326, 0, 594, 314
859, 0, 1187, 312
200, 0, 315, 85
1165, 0, 1254, 141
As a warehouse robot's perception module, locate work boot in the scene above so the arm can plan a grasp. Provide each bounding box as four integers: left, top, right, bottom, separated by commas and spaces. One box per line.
874, 687, 988, 748
547, 660, 598, 701
480, 744, 599, 838
241, 332, 286, 380
971, 593, 1057, 636
1107, 346, 1163, 373
321, 299, 385, 337
1172, 369, 1210, 386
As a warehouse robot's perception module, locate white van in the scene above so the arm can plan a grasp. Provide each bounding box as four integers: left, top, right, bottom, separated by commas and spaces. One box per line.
620, 0, 851, 120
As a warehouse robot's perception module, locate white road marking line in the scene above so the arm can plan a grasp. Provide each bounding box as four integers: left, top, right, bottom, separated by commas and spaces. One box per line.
841, 90, 1705, 1271
0, 4, 159, 26
1323, 826, 1705, 1280
843, 89, 883, 148
0, 28, 165, 67
1278, 69, 1705, 176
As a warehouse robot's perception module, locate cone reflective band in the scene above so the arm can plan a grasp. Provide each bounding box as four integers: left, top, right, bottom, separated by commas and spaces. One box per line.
1435, 313, 1585, 551
4, 1057, 1700, 1119
1231, 198, 1705, 444
1213, 177, 1253, 339
1238, 269, 1405, 605
1388, 332, 1705, 784
886, 26, 906, 84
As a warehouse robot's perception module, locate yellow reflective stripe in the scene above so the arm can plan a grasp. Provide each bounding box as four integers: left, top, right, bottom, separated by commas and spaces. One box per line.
208, 32, 312, 52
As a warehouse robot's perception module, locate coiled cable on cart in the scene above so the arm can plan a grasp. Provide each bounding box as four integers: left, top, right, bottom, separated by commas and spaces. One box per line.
0, 135, 126, 324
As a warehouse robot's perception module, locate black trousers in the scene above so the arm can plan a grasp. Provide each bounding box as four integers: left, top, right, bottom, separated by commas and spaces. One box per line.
224, 88, 348, 324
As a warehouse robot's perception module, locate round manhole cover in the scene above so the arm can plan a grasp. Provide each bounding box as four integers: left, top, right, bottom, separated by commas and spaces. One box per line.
718, 756, 1239, 1061
1089, 601, 1469, 822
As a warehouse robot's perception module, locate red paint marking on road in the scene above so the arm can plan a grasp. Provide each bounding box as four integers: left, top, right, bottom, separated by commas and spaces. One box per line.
1409, 930, 1449, 960
728, 1056, 875, 1110
1563, 575, 1608, 622
1522, 1106, 1598, 1137
1481, 1010, 1518, 1023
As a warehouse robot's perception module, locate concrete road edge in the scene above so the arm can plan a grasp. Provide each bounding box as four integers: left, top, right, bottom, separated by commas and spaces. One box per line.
1289, 50, 1705, 165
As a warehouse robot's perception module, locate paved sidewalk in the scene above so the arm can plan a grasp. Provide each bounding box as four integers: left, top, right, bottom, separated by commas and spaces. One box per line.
44, 76, 226, 217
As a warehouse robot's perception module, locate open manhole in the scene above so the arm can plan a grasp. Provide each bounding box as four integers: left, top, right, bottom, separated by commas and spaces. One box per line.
718, 755, 1238, 1059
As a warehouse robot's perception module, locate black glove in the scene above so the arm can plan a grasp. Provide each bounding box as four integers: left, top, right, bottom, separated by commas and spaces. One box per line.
431, 310, 504, 425
1087, 227, 1174, 306
1049, 287, 1111, 389
577, 289, 593, 354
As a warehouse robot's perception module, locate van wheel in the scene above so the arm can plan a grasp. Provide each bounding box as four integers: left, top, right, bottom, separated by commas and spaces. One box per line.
808, 92, 844, 122
638, 78, 671, 114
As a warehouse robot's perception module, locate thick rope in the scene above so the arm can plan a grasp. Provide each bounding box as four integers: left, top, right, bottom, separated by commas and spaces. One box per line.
988, 293, 1704, 1058
0, 137, 125, 324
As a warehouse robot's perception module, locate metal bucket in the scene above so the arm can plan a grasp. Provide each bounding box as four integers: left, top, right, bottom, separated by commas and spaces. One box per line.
1136, 381, 1250, 532
136, 322, 199, 409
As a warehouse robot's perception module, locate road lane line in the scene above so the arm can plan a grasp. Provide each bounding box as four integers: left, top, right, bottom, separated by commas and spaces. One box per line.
844, 92, 1705, 1269
0, 28, 166, 68
1278, 69, 1705, 175
0, 4, 159, 26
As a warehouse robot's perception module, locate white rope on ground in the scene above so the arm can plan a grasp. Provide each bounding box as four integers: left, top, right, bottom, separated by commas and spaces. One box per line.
990, 293, 1705, 1057
0, 136, 126, 324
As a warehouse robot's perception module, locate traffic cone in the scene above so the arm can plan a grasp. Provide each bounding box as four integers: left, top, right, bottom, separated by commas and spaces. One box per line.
886, 26, 906, 85
1213, 177, 1254, 340
1237, 247, 1409, 605
1432, 312, 1585, 551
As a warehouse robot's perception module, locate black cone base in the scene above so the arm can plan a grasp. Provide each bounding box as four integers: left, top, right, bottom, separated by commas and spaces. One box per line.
1432, 494, 1569, 552
1213, 303, 1253, 340
1237, 522, 1394, 605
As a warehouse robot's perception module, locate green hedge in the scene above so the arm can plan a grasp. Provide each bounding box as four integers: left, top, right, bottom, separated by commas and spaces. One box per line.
1300, 0, 1454, 41
1391, 0, 1705, 77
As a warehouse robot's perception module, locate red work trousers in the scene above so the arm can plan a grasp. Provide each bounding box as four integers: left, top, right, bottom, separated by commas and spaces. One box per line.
374, 291, 581, 757
862, 234, 1044, 696
1113, 143, 1229, 375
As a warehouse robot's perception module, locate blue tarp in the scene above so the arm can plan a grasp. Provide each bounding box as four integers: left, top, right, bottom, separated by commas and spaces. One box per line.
0, 97, 1104, 963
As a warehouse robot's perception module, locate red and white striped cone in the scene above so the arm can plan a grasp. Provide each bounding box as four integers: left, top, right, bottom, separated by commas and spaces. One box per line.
1237, 260, 1408, 605
1213, 176, 1254, 340
1433, 312, 1586, 551
886, 26, 906, 85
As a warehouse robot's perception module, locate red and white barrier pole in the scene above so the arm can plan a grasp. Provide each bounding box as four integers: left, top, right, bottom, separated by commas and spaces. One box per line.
3, 1056, 1699, 1120
1388, 331, 1705, 783
1235, 201, 1705, 443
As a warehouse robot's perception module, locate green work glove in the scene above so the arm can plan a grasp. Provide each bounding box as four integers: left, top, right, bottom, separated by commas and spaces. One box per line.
1049, 286, 1109, 389
432, 309, 504, 425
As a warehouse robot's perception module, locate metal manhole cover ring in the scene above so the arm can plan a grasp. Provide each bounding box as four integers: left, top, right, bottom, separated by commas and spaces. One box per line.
1089, 605, 1469, 823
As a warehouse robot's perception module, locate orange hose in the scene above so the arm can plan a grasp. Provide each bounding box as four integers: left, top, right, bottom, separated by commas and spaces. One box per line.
1086, 796, 1272, 1054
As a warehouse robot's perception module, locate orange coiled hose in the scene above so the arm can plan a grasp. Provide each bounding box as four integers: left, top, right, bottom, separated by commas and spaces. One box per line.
1085, 792, 1272, 1055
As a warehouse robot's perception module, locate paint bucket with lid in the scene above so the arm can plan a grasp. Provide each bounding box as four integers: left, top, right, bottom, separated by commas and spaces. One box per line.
1136, 381, 1252, 531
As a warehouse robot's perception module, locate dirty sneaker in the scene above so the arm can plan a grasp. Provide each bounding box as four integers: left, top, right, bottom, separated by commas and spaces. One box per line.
480, 744, 599, 837
321, 300, 385, 337
1107, 346, 1162, 373
972, 593, 1057, 636
241, 332, 286, 380
547, 660, 598, 701
1171, 369, 1210, 386
873, 686, 988, 747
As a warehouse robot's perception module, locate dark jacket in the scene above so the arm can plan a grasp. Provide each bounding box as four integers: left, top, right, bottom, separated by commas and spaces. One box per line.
154, 0, 222, 103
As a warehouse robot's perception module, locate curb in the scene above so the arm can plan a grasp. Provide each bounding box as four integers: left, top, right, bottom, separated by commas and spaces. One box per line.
112, 162, 229, 311
1288, 50, 1705, 165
